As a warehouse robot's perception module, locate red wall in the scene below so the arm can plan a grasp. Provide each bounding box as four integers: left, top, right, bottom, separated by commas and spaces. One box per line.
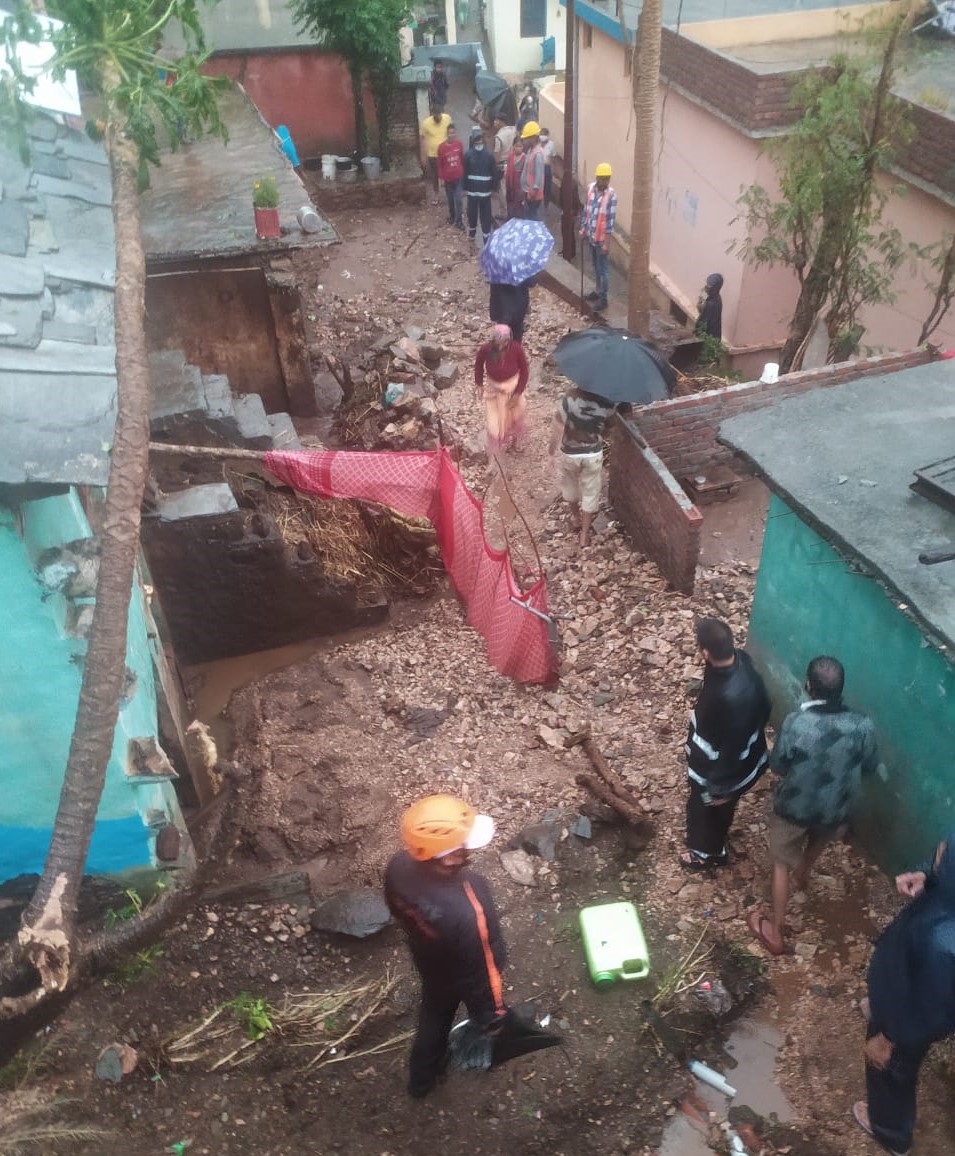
203, 49, 376, 158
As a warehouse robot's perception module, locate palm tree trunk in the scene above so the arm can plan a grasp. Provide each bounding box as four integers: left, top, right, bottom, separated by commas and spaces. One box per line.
18, 80, 152, 997
627, 0, 663, 337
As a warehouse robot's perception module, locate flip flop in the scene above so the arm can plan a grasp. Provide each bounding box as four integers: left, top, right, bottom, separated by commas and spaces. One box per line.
746, 910, 785, 956
680, 850, 728, 872
852, 1100, 910, 1156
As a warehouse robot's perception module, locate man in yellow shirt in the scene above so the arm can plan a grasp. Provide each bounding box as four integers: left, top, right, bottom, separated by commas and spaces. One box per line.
420, 106, 452, 205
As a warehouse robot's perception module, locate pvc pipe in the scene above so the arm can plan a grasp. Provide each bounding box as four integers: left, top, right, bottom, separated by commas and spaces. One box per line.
689, 1059, 737, 1098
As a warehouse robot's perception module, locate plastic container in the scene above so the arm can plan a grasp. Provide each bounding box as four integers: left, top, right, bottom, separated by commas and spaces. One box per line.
338, 165, 358, 184
361, 155, 382, 181
336, 155, 353, 172
321, 154, 336, 181
579, 901, 650, 989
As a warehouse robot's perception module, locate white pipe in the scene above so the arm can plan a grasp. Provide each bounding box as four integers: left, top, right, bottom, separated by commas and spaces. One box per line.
689, 1059, 737, 1098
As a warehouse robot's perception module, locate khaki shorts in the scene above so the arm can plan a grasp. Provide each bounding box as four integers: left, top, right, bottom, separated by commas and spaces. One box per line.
768, 809, 839, 869
559, 451, 603, 513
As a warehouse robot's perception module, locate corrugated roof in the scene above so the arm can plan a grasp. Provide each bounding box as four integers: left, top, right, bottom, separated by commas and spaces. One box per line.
0, 111, 116, 487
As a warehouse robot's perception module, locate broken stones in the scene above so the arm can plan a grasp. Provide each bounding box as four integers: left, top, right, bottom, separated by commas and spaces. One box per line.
433, 361, 459, 390
512, 822, 561, 861
309, 888, 391, 938
499, 849, 537, 887
95, 1043, 138, 1083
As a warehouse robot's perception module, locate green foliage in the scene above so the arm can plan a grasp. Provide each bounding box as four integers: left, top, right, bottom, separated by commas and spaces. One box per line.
733, 38, 917, 363
11, 0, 230, 180
0, 4, 41, 163
228, 993, 274, 1041
290, 0, 410, 162
108, 944, 164, 987
104, 886, 146, 928
252, 174, 279, 208
0, 1040, 53, 1091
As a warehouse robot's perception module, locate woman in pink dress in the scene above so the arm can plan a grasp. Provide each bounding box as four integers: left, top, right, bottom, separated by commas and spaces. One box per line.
474, 324, 529, 459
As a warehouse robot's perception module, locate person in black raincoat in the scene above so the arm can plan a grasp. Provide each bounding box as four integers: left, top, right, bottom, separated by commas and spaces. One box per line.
488, 277, 533, 343
853, 831, 955, 1155
384, 795, 507, 1098
695, 273, 724, 341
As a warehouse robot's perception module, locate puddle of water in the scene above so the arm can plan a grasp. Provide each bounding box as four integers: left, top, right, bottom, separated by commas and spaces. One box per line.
657, 1017, 792, 1154
187, 639, 326, 724
722, 1018, 792, 1122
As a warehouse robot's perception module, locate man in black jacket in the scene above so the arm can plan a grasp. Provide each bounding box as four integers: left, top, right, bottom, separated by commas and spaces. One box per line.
463, 126, 499, 247
682, 617, 771, 870
385, 795, 508, 1097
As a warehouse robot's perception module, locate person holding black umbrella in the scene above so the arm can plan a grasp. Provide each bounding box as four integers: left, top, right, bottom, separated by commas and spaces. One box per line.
548, 386, 615, 549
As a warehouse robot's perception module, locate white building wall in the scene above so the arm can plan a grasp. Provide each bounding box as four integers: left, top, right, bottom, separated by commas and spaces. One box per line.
486, 0, 567, 76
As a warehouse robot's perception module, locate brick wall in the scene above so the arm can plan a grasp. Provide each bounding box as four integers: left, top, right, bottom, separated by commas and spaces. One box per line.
896, 103, 955, 199
660, 27, 802, 134
626, 349, 934, 484
609, 420, 703, 595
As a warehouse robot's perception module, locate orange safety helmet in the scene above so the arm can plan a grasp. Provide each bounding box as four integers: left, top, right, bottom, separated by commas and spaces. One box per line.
401, 795, 496, 861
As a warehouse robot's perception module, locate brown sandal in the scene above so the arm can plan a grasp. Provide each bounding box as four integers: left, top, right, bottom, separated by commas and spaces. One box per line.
747, 910, 785, 956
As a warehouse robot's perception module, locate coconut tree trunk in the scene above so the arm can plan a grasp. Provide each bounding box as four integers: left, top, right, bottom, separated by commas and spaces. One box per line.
627, 0, 663, 337
17, 87, 152, 998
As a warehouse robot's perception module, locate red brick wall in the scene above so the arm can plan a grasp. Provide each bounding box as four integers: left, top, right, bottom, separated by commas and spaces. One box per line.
203, 49, 375, 158
627, 349, 934, 483
609, 420, 703, 595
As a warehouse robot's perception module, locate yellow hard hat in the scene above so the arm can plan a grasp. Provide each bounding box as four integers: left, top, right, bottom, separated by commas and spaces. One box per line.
520, 120, 541, 139
595, 162, 612, 177
400, 795, 495, 861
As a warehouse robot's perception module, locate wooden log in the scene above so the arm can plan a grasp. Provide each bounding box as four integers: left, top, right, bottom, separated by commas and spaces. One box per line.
574, 773, 647, 828
581, 736, 647, 813
149, 441, 268, 461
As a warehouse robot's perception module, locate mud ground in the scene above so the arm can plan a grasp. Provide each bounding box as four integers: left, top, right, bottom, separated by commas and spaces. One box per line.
4, 191, 954, 1156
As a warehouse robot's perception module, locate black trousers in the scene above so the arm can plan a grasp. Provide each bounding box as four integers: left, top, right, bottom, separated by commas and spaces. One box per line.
686, 778, 738, 858
409, 966, 498, 1096
866, 1020, 929, 1153
467, 195, 493, 241
444, 179, 463, 227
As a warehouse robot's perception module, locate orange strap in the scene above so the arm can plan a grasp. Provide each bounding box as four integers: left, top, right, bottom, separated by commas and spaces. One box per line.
463, 881, 506, 1014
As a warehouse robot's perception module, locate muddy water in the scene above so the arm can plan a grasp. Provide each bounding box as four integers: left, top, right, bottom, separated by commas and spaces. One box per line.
184, 624, 385, 753
658, 1017, 792, 1154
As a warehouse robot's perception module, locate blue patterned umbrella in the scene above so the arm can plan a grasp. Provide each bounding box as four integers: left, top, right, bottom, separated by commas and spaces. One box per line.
480, 219, 555, 286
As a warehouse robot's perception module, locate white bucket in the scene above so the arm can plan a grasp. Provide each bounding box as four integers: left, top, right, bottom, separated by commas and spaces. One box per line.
320, 154, 336, 181
297, 205, 322, 233
361, 156, 382, 181
760, 362, 779, 385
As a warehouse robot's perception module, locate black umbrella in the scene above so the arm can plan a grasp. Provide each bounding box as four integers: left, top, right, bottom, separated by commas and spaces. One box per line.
474, 71, 517, 123
552, 327, 676, 405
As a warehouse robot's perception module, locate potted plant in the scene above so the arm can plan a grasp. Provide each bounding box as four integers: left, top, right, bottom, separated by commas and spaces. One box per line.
252, 175, 280, 239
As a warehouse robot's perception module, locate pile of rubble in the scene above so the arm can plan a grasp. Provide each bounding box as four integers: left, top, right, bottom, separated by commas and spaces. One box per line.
330, 325, 463, 451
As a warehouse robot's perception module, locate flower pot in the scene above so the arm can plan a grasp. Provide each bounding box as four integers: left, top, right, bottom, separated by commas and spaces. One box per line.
254, 206, 281, 239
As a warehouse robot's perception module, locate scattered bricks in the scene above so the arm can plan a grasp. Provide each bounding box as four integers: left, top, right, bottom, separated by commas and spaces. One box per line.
433, 361, 459, 390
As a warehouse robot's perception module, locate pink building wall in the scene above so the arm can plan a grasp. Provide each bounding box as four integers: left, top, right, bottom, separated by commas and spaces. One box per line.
576, 21, 955, 364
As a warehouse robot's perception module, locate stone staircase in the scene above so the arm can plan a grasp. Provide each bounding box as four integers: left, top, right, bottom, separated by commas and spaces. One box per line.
148, 350, 301, 452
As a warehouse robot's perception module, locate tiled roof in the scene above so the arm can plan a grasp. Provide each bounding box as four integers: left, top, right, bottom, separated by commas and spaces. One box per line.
0, 111, 116, 486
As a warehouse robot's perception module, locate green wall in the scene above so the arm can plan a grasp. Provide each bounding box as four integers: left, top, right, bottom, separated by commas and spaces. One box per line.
0, 490, 185, 881
749, 494, 955, 874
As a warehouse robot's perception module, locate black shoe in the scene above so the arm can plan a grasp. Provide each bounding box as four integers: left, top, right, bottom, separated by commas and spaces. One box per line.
593, 297, 608, 312
584, 291, 599, 302
408, 1079, 435, 1099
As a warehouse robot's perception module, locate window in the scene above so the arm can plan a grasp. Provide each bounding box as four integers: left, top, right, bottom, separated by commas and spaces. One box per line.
520, 0, 547, 39
583, 22, 593, 48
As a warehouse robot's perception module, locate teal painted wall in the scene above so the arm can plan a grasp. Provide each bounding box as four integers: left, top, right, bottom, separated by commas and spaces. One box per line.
0, 491, 186, 881
749, 494, 955, 874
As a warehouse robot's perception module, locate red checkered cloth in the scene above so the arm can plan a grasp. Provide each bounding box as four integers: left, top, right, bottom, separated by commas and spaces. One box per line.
265, 449, 558, 685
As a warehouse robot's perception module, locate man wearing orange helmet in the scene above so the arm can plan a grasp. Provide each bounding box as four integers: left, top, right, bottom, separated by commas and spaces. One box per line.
384, 795, 508, 1098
